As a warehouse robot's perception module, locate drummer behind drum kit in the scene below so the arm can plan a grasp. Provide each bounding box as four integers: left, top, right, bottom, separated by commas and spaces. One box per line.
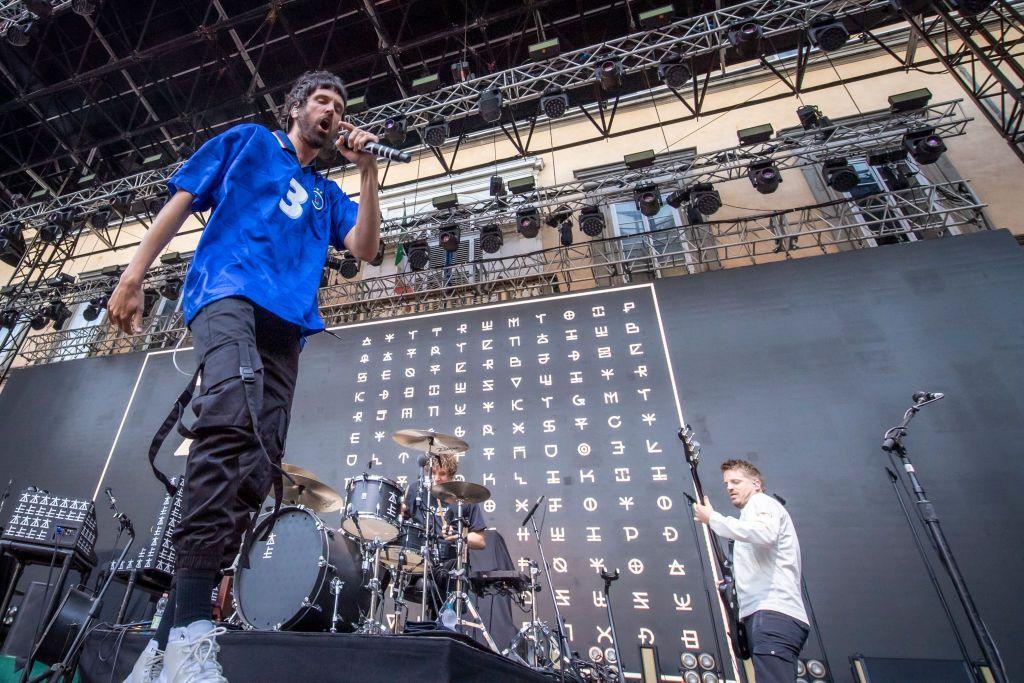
231, 430, 500, 644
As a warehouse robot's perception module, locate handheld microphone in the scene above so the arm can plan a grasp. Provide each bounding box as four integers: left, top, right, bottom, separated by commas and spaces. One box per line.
912, 391, 944, 403
338, 132, 412, 163
105, 486, 117, 509
521, 495, 545, 527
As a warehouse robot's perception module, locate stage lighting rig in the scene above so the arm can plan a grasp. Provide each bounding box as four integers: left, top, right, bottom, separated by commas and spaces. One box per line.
868, 147, 908, 166
639, 5, 675, 29
338, 252, 360, 279
540, 85, 569, 119
558, 222, 574, 247
657, 53, 691, 89
0, 222, 26, 267
39, 209, 76, 243
45, 299, 72, 330
406, 240, 429, 271
578, 206, 606, 237
111, 190, 135, 215
596, 60, 623, 92
451, 61, 473, 82
808, 14, 849, 52
479, 224, 503, 254
423, 119, 449, 147
737, 123, 774, 146
0, 309, 19, 329
821, 158, 860, 192
478, 88, 504, 123
903, 128, 946, 164
8, 193, 27, 208
889, 88, 932, 112
439, 224, 461, 253
159, 277, 183, 300
634, 184, 663, 217
384, 115, 408, 145
728, 21, 763, 49
516, 206, 541, 238
665, 189, 687, 209
796, 105, 831, 130
82, 296, 108, 322
528, 37, 561, 60
370, 239, 386, 267
489, 175, 506, 197
29, 310, 48, 330
88, 206, 113, 232
748, 160, 782, 194
71, 0, 96, 15
545, 204, 572, 228
691, 183, 722, 215
412, 73, 441, 95
4, 23, 30, 47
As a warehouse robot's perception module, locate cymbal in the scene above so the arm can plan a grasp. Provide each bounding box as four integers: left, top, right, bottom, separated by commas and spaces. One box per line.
391, 429, 469, 456
430, 481, 491, 505
277, 463, 343, 513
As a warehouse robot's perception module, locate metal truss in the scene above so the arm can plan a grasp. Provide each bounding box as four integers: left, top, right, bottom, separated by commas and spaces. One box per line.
0, 1, 71, 32
347, 0, 893, 133
376, 99, 971, 242
15, 181, 988, 366
899, 0, 1024, 161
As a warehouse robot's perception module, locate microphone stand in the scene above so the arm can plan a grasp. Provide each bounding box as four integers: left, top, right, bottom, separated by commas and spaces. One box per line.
882, 393, 1007, 683
599, 569, 625, 683
28, 492, 136, 683
527, 508, 573, 683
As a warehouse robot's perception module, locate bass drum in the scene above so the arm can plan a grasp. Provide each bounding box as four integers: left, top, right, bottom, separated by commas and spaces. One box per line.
234, 506, 372, 631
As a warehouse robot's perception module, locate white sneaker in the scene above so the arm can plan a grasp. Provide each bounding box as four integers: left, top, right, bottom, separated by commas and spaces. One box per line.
123, 639, 164, 683
161, 620, 228, 683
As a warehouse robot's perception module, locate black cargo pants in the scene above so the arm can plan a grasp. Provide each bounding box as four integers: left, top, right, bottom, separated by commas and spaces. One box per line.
169, 297, 301, 571
743, 610, 810, 683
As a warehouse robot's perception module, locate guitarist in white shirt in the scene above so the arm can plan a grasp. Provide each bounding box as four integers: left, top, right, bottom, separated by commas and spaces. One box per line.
693, 459, 809, 682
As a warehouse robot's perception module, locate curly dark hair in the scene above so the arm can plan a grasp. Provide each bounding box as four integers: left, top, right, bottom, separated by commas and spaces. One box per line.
280, 70, 348, 129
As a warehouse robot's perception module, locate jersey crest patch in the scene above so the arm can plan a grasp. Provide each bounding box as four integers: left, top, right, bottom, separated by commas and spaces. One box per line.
312, 188, 325, 211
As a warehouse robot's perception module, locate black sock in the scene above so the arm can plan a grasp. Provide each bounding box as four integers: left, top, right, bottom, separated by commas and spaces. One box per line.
155, 587, 176, 650
172, 569, 217, 628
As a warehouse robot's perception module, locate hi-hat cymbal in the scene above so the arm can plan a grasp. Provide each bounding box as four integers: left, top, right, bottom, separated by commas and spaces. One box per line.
391, 429, 469, 456
277, 463, 343, 513
430, 481, 491, 505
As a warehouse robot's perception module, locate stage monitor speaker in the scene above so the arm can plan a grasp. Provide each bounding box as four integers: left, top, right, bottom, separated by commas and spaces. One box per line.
850, 654, 975, 682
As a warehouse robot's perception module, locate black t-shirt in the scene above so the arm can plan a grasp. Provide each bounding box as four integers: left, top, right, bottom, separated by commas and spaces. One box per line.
403, 485, 487, 559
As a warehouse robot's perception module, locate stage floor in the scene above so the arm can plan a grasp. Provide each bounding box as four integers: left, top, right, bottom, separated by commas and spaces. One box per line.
79, 627, 553, 682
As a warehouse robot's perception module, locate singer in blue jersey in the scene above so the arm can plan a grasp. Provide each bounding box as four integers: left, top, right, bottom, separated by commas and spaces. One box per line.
108, 71, 381, 683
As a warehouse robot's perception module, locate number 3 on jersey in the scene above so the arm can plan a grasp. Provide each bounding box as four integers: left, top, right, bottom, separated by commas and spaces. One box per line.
279, 178, 308, 219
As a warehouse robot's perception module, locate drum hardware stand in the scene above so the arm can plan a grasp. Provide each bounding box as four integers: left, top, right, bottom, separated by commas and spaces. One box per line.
418, 445, 437, 621
599, 569, 625, 683
882, 392, 1007, 683
329, 577, 346, 633
358, 538, 387, 635
388, 550, 409, 634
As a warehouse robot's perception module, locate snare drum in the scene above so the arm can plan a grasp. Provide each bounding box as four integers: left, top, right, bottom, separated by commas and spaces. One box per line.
341, 474, 403, 542
383, 521, 427, 569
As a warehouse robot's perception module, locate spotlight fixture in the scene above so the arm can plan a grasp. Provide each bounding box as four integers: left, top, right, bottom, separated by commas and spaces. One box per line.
5, 23, 30, 47
478, 87, 504, 123
82, 296, 107, 322
539, 85, 569, 119
489, 175, 506, 197
690, 183, 723, 215
412, 73, 441, 95
821, 157, 860, 192
338, 252, 360, 279
71, 0, 96, 15
544, 204, 572, 228
29, 310, 48, 331
737, 123, 774, 146
748, 160, 782, 194
479, 224, 503, 254
808, 14, 849, 52
9, 193, 27, 208
516, 206, 540, 238
657, 53, 691, 89
111, 190, 135, 215
867, 147, 908, 166
0, 222, 26, 267
507, 177, 536, 195
595, 60, 622, 92
45, 299, 72, 331
889, 88, 932, 112
39, 210, 73, 243
88, 206, 113, 231
451, 61, 473, 82
369, 239, 385, 267
665, 189, 687, 209
578, 206, 606, 237
903, 127, 946, 164
624, 150, 656, 170
797, 104, 824, 130
634, 184, 662, 218
159, 277, 183, 300
639, 5, 675, 28
728, 21, 763, 47
528, 37, 561, 60
439, 224, 461, 253
384, 115, 408, 145
432, 193, 458, 210
558, 222, 574, 247
423, 118, 449, 147
0, 308, 19, 328
406, 240, 429, 271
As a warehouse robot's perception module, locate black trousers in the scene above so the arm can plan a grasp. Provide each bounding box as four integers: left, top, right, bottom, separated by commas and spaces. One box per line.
171, 297, 301, 571
743, 610, 810, 683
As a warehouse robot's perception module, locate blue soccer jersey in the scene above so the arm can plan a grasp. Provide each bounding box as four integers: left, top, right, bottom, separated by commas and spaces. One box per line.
166, 123, 358, 335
